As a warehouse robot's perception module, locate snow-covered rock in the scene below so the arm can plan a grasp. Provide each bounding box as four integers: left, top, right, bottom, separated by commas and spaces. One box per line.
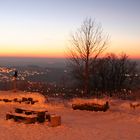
0, 90, 46, 104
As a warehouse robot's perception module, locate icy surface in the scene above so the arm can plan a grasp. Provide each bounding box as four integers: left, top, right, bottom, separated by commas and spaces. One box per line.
0, 91, 140, 140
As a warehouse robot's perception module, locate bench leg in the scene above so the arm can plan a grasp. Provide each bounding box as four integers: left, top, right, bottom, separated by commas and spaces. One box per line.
6, 114, 13, 120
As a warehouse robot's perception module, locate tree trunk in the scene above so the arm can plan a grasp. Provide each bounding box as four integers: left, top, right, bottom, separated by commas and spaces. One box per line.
84, 55, 89, 95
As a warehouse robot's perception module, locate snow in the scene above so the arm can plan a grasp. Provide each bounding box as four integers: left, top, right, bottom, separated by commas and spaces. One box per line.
71, 98, 109, 105
0, 91, 140, 140
0, 91, 46, 104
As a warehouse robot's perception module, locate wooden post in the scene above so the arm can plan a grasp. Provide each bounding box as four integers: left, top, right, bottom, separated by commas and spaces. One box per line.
50, 115, 61, 127
6, 113, 13, 120
37, 112, 46, 123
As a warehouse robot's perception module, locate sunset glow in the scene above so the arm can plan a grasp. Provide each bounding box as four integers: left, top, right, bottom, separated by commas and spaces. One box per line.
0, 0, 139, 59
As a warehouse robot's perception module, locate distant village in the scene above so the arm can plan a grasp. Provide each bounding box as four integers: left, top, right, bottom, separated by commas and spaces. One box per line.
0, 67, 42, 82
0, 66, 72, 98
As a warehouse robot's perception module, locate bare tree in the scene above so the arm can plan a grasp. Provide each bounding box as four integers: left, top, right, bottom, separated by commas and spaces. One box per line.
68, 18, 108, 95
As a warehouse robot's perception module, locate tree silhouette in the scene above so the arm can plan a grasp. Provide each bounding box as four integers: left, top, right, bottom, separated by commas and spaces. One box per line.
68, 18, 108, 95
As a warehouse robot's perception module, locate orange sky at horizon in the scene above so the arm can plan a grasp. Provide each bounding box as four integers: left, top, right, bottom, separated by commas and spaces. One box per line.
0, 26, 139, 59
0, 33, 139, 59
0, 36, 139, 59
0, 44, 139, 59
0, 47, 65, 58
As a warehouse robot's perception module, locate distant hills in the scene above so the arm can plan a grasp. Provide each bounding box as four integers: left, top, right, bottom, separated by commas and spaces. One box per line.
0, 57, 139, 69
0, 57, 66, 68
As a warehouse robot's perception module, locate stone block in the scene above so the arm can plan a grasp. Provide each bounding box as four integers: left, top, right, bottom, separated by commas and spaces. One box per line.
50, 115, 61, 127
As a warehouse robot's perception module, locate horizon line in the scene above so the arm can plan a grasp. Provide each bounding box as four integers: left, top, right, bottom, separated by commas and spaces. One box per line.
0, 56, 139, 60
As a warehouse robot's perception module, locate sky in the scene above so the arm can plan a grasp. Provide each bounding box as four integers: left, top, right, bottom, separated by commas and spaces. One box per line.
0, 0, 139, 58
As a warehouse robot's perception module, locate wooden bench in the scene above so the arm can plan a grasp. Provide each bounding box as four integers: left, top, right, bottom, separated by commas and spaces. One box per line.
72, 101, 109, 112
15, 107, 48, 123
15, 107, 48, 114
6, 112, 37, 124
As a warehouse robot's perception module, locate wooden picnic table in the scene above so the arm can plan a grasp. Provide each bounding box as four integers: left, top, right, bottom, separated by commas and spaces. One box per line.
6, 107, 61, 126
6, 107, 48, 123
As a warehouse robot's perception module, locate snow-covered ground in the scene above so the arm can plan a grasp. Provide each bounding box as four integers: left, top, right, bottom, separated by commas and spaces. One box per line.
0, 91, 140, 140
